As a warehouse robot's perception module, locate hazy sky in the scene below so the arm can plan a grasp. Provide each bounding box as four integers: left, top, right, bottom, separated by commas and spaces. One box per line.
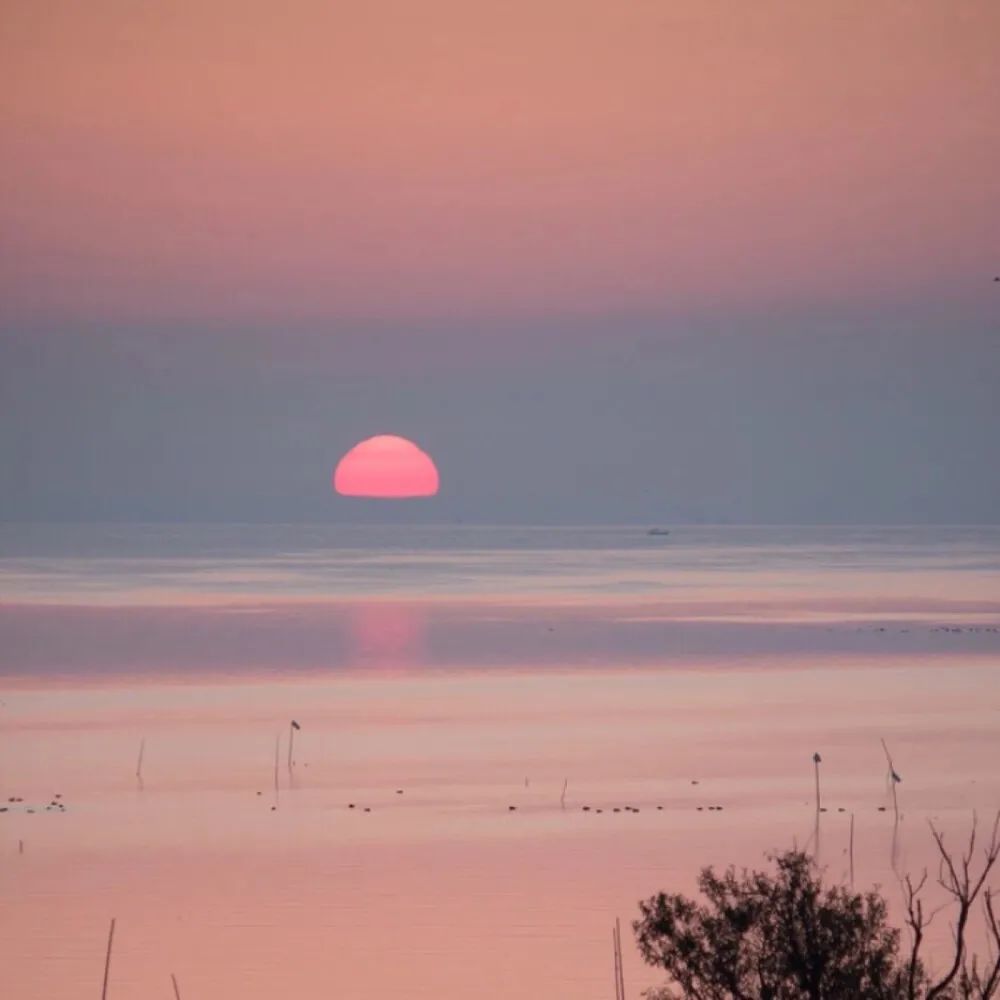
2, 1, 998, 523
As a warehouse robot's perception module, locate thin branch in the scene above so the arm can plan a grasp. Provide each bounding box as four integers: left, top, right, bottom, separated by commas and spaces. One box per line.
902, 871, 928, 1000
979, 890, 1000, 998
926, 812, 1000, 999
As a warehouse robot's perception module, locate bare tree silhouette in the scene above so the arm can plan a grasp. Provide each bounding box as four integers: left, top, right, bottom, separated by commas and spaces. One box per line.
635, 813, 1000, 1000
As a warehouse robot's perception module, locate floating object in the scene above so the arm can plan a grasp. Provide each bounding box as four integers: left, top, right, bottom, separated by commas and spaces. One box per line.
508, 805, 517, 811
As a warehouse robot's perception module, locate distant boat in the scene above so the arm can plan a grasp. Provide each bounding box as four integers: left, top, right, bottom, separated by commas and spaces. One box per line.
647, 528, 670, 536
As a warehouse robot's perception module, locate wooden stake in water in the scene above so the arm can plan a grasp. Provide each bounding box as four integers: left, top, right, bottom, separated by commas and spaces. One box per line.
849, 812, 855, 887
288, 720, 301, 772
615, 916, 626, 1000
101, 917, 116, 1000
560, 778, 568, 809
612, 926, 621, 1000
171, 973, 182, 1000
812, 752, 822, 812
136, 738, 145, 784
880, 738, 901, 819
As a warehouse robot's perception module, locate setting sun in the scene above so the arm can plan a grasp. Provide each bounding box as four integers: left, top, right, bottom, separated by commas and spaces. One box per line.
333, 434, 440, 498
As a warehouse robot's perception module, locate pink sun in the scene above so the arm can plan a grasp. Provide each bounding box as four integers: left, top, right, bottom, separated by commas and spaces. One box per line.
333, 435, 440, 498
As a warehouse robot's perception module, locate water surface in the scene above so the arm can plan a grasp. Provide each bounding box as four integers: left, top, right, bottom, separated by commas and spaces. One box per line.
1, 525, 998, 998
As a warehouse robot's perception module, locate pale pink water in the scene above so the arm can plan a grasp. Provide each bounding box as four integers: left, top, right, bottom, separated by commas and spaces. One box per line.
2, 525, 999, 998
2, 659, 999, 999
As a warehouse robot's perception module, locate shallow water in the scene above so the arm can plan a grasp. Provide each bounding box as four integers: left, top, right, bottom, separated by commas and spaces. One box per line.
1, 525, 999, 998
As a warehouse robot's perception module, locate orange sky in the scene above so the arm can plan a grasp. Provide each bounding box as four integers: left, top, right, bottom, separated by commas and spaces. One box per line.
2, 0, 998, 327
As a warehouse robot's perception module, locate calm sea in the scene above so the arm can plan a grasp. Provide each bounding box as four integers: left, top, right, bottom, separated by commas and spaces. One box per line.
2, 525, 999, 1000
1, 523, 998, 679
